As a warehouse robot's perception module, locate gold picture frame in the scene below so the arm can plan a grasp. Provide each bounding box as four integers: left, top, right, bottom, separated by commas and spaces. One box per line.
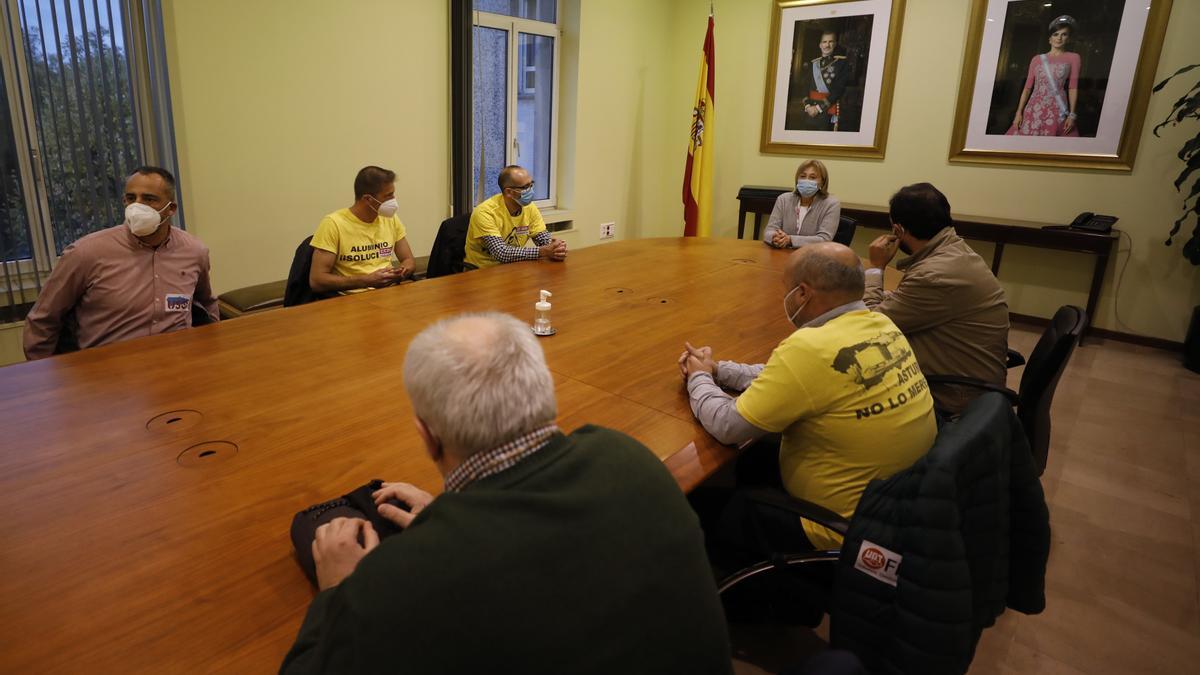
759, 0, 906, 159
949, 0, 1173, 171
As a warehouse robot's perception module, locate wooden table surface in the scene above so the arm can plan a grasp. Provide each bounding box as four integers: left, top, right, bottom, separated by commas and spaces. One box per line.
0, 237, 892, 672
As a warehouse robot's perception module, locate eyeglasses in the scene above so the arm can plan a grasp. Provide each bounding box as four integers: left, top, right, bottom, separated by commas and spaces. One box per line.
506, 182, 536, 192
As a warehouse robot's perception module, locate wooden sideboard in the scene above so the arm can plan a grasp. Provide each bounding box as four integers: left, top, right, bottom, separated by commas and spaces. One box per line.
736, 185, 1117, 338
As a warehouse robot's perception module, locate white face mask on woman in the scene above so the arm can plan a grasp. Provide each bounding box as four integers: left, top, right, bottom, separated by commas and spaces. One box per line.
125, 201, 172, 237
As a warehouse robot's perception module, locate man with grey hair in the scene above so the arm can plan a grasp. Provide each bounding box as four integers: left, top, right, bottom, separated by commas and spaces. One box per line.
23, 166, 218, 359
680, 243, 935, 558
283, 312, 733, 674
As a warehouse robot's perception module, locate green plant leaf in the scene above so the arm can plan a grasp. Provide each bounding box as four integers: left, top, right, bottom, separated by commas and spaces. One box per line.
1168, 211, 1186, 239
1153, 64, 1200, 92
1180, 136, 1200, 161
1153, 84, 1200, 135
1182, 228, 1200, 264
1171, 85, 1200, 111
1167, 198, 1200, 241
1175, 153, 1200, 190
1186, 176, 1200, 202
1173, 97, 1200, 125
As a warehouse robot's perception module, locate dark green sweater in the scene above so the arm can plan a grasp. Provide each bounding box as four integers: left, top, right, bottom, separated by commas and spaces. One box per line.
281, 425, 733, 674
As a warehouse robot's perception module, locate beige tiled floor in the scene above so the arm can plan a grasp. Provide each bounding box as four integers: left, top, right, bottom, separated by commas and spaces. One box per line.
733, 325, 1200, 674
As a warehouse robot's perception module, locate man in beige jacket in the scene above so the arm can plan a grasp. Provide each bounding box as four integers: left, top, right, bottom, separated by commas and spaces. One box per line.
863, 183, 1009, 415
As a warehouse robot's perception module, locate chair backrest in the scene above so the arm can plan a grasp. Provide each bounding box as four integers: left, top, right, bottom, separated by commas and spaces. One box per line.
53, 311, 81, 355
191, 302, 213, 326
833, 216, 857, 246
1016, 305, 1086, 474
426, 214, 471, 278
283, 235, 335, 307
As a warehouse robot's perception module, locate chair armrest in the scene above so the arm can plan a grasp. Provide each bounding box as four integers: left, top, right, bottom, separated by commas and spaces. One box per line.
924, 374, 1019, 405
717, 551, 840, 594
743, 488, 850, 536
1006, 348, 1026, 369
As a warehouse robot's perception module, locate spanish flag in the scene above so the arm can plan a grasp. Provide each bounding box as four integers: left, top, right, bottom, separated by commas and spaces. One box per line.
683, 14, 715, 237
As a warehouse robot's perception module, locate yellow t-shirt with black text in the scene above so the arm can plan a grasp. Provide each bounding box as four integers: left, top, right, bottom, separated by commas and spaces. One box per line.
310, 208, 407, 292
736, 310, 937, 550
464, 194, 546, 269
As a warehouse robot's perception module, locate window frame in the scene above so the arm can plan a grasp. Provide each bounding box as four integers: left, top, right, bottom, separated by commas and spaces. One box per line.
0, 0, 180, 284
472, 3, 560, 210
0, 0, 56, 276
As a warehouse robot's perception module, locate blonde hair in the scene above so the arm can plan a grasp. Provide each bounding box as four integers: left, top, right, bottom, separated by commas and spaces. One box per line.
794, 160, 830, 195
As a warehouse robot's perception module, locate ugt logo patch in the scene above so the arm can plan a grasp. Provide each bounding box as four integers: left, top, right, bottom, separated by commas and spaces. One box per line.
165, 294, 191, 312
854, 540, 902, 587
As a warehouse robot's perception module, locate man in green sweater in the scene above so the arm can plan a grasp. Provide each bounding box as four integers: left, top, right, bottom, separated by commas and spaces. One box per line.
282, 312, 733, 674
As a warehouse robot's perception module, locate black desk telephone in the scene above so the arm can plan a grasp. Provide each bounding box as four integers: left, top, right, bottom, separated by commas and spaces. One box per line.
1067, 212, 1118, 234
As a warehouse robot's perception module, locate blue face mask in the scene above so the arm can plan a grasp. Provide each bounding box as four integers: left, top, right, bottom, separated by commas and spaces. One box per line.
796, 179, 820, 198
514, 186, 535, 207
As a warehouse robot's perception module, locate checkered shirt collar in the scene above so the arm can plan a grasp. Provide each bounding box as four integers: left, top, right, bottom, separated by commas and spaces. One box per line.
443, 424, 559, 493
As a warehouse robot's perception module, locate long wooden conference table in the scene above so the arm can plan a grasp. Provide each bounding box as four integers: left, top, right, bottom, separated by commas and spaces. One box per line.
0, 237, 895, 672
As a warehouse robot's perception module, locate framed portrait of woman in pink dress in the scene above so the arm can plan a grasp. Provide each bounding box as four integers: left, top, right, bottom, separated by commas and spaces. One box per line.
949, 0, 1173, 170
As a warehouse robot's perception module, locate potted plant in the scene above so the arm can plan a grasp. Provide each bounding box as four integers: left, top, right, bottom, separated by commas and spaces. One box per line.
1153, 63, 1200, 372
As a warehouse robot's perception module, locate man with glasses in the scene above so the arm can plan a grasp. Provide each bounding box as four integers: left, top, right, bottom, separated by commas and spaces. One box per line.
464, 165, 567, 269
309, 165, 417, 294
23, 166, 218, 360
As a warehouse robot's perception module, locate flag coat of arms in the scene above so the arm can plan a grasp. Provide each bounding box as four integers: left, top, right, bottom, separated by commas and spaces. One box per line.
683, 15, 715, 237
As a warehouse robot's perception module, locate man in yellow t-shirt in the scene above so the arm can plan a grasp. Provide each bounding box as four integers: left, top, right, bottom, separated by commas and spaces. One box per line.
681, 243, 936, 552
309, 165, 416, 294
464, 165, 567, 269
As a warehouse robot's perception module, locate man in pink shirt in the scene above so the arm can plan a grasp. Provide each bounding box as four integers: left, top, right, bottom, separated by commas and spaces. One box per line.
22, 166, 218, 360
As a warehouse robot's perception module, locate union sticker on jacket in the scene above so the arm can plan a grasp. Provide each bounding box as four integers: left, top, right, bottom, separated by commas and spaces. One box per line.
853, 540, 902, 587
165, 294, 192, 312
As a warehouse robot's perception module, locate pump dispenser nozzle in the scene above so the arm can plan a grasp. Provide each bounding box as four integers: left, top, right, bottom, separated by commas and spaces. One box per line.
533, 289, 554, 336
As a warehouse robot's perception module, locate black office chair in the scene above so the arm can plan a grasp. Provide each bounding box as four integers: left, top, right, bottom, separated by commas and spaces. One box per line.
832, 216, 857, 246
190, 302, 214, 326
425, 214, 471, 278
1006, 349, 1026, 368
283, 235, 336, 307
719, 393, 1049, 674
925, 305, 1086, 475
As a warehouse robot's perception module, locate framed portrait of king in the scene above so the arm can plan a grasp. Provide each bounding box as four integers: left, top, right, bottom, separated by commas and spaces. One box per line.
760, 0, 906, 159
949, 0, 1174, 170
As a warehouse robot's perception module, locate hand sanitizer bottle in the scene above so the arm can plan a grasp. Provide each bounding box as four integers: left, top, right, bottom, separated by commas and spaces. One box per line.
533, 290, 553, 336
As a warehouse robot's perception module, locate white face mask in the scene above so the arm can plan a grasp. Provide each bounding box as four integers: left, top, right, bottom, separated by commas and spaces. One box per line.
125, 201, 171, 237
370, 196, 399, 218
783, 285, 810, 327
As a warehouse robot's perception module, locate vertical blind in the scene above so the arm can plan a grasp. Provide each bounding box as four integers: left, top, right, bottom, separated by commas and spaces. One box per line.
1, 0, 143, 322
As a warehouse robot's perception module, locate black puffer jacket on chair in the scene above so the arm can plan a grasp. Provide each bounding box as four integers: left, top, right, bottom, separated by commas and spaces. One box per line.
830, 392, 1050, 674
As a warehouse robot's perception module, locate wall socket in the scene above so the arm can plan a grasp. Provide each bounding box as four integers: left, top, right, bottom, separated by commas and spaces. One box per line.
600, 222, 615, 239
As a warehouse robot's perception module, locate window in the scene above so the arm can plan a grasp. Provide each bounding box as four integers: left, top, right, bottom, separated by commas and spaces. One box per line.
471, 0, 559, 208
0, 0, 179, 321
